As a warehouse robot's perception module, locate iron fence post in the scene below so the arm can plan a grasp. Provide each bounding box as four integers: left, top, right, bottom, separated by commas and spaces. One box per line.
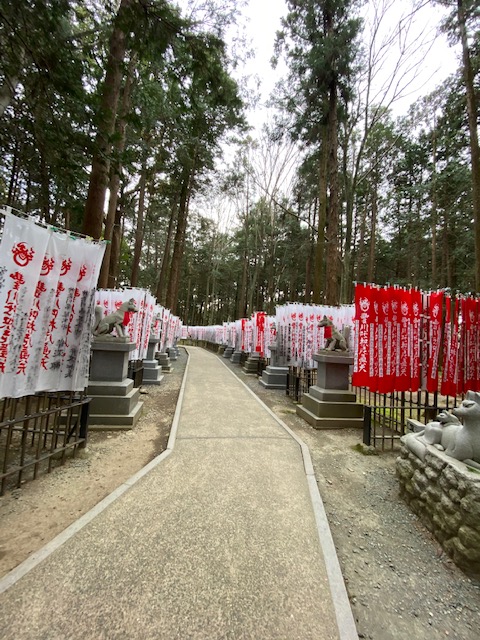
363, 405, 371, 446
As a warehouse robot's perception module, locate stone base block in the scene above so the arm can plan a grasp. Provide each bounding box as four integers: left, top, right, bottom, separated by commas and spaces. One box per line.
230, 351, 242, 364
142, 359, 164, 385
243, 352, 261, 375
296, 404, 363, 429
223, 347, 235, 358
259, 366, 288, 390
167, 346, 179, 361
86, 377, 143, 430
88, 386, 141, 416
157, 352, 173, 372
88, 401, 144, 429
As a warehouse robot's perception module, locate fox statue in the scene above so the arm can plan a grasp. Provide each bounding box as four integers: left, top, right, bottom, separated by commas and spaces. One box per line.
92, 298, 138, 338
318, 316, 348, 351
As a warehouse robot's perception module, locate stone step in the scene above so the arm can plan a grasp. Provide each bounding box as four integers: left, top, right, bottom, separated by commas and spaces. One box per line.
308, 386, 359, 403
88, 401, 144, 429
296, 404, 364, 429
87, 379, 134, 397
89, 387, 141, 416
301, 393, 364, 418
258, 379, 286, 390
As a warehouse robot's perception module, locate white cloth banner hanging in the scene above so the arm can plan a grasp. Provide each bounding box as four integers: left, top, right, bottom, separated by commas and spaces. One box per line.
0, 213, 105, 397
12, 231, 67, 397
37, 237, 84, 391
69, 240, 106, 391
0, 213, 51, 397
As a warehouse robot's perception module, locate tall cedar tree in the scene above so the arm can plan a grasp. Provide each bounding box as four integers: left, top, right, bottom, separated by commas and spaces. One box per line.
274, 0, 361, 304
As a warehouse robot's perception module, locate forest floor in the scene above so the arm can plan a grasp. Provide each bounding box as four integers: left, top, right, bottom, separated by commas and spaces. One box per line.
1, 346, 479, 639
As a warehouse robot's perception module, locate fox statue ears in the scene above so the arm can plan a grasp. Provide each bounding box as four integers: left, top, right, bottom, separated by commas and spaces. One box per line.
466, 390, 480, 404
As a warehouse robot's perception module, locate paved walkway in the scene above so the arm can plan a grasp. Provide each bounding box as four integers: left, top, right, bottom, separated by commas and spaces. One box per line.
0, 347, 357, 640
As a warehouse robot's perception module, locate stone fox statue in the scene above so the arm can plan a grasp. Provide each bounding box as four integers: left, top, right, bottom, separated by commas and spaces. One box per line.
93, 298, 138, 338
404, 393, 480, 467
318, 316, 348, 351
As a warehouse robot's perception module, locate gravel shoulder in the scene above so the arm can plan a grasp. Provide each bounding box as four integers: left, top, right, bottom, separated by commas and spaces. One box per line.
1, 347, 479, 640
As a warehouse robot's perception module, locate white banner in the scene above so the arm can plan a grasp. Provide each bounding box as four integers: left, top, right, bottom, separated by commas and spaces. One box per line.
0, 213, 51, 397
0, 213, 105, 397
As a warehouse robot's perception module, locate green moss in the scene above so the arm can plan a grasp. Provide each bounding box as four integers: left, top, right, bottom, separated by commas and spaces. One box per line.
352, 443, 379, 456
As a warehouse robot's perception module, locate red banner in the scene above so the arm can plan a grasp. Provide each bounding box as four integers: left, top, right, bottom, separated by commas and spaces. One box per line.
464, 296, 479, 391
396, 288, 412, 391
376, 288, 391, 393
352, 284, 377, 388
254, 311, 266, 356
441, 296, 459, 397
426, 291, 444, 393
410, 289, 422, 391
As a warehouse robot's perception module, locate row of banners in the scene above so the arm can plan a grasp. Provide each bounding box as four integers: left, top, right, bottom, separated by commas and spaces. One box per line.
94, 289, 182, 362
184, 304, 355, 370
0, 211, 183, 398
1, 210, 478, 400
0, 212, 106, 397
186, 287, 480, 398
352, 284, 480, 395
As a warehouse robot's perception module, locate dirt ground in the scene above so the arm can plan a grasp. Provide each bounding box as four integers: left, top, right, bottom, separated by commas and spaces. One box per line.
1, 347, 480, 639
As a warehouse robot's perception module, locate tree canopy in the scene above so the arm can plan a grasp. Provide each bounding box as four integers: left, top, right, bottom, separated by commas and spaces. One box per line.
1, 0, 479, 321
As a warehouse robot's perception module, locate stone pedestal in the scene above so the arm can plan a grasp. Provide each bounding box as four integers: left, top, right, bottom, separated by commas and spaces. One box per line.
157, 351, 173, 372
142, 338, 164, 385
87, 339, 143, 429
223, 346, 234, 358
296, 352, 363, 429
243, 352, 262, 375
259, 345, 289, 390
230, 350, 242, 364
167, 346, 178, 361
259, 366, 288, 390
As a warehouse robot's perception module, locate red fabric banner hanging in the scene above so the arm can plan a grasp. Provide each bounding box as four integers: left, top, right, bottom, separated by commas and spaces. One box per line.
464, 296, 479, 391
426, 291, 444, 393
254, 311, 266, 356
390, 287, 402, 392
377, 288, 391, 393
441, 296, 455, 397
396, 287, 412, 392
352, 284, 377, 389
410, 289, 422, 391
476, 298, 480, 392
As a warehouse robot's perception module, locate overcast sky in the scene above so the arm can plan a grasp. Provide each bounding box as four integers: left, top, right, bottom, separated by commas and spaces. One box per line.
239, 0, 461, 130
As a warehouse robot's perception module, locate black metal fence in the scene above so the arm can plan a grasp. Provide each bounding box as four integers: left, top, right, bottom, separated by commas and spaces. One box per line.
286, 367, 317, 403
356, 386, 462, 451
0, 392, 91, 495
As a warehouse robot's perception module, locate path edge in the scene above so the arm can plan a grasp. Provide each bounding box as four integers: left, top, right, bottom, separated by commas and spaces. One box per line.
0, 349, 191, 595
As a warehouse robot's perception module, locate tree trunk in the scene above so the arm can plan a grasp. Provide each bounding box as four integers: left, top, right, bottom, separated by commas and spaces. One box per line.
368, 185, 377, 282
457, 0, 480, 290
156, 202, 177, 304
313, 126, 328, 303
7, 136, 19, 204
325, 83, 340, 305
130, 162, 147, 286
82, 0, 131, 240
98, 55, 136, 288
165, 167, 193, 313
108, 200, 123, 289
